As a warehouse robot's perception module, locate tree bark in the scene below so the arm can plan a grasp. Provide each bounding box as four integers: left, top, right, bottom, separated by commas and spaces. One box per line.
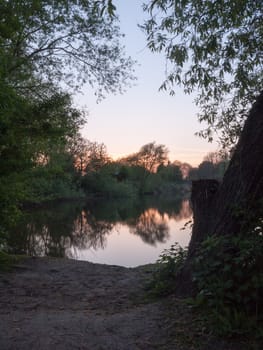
189, 179, 219, 255
177, 91, 263, 296
212, 92, 263, 237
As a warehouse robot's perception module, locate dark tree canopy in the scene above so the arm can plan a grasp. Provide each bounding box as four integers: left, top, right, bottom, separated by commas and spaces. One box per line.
142, 0, 263, 148
0, 0, 135, 238
124, 142, 169, 173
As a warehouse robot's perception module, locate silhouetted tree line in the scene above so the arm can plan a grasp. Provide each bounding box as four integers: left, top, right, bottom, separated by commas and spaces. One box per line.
188, 151, 230, 181
69, 140, 187, 197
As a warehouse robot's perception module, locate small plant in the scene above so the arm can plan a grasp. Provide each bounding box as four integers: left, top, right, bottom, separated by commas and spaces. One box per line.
147, 243, 188, 296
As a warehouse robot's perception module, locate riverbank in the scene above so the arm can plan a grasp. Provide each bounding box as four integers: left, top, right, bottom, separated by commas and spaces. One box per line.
0, 257, 256, 349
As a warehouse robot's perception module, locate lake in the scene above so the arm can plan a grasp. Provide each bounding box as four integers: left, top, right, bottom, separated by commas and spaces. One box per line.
9, 196, 192, 267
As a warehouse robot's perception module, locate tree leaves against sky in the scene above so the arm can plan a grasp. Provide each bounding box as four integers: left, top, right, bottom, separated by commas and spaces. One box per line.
142, 0, 263, 148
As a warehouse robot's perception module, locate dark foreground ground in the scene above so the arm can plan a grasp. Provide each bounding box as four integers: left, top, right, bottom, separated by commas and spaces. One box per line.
0, 257, 259, 349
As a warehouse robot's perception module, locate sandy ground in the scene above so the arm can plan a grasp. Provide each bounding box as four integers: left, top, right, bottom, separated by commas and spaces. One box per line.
0, 257, 258, 350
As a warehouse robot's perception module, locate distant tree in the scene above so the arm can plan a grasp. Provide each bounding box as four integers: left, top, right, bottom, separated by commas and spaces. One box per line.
125, 142, 169, 172
84, 142, 111, 173
68, 134, 90, 174
204, 151, 230, 179
157, 163, 183, 182
123, 142, 169, 193
178, 162, 192, 179
188, 167, 199, 181
188, 152, 230, 181
204, 151, 229, 165
197, 161, 215, 179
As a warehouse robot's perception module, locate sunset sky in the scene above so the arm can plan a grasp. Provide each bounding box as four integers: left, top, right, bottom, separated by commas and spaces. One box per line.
76, 0, 217, 166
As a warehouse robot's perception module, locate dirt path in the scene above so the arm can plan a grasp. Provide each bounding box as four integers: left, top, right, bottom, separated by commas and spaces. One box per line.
0, 258, 175, 350
0, 257, 254, 350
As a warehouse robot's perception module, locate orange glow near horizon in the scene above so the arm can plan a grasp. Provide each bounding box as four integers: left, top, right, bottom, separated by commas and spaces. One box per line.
78, 0, 218, 169
109, 148, 213, 168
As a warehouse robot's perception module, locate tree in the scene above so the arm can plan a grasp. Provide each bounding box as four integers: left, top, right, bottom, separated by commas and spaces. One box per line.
142, 1, 263, 307
125, 142, 169, 172
0, 0, 135, 240
142, 0, 263, 148
157, 163, 183, 182
123, 142, 169, 193
0, 0, 135, 99
84, 141, 110, 173
68, 134, 91, 174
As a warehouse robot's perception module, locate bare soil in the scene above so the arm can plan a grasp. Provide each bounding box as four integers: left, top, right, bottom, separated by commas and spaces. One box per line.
0, 257, 257, 349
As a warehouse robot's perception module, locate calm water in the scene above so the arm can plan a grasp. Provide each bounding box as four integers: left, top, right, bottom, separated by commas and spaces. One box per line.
9, 196, 192, 267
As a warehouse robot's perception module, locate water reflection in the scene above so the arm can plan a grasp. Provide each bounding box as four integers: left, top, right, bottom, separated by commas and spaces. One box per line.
9, 197, 192, 266
129, 209, 169, 245
72, 210, 114, 250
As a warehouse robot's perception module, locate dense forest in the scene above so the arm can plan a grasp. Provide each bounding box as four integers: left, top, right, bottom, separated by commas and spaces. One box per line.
0, 0, 263, 345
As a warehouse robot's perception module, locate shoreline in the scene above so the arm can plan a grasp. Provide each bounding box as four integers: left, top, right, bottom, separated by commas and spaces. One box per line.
0, 256, 253, 350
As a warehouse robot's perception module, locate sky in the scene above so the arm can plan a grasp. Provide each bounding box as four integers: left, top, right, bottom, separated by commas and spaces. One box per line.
76, 0, 217, 167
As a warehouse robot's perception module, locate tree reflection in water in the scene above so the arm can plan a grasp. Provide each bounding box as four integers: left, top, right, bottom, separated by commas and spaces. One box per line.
70, 210, 114, 251
9, 197, 192, 259
128, 209, 169, 245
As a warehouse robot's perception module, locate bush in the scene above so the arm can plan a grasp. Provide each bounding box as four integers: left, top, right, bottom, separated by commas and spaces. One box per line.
147, 243, 188, 296
147, 224, 263, 338
192, 231, 263, 336
81, 172, 135, 198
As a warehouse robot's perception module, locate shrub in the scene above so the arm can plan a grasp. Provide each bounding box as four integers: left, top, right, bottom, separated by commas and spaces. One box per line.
147, 243, 188, 296
192, 231, 263, 336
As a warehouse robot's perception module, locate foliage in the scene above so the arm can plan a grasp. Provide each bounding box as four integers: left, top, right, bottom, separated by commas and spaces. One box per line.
147, 243, 188, 296
0, 0, 135, 99
148, 215, 263, 336
192, 229, 263, 336
0, 176, 24, 244
24, 164, 83, 204
125, 142, 169, 172
0, 88, 84, 237
81, 171, 134, 198
0, 0, 136, 244
122, 142, 169, 193
188, 151, 229, 180
142, 0, 263, 147
80, 141, 186, 197
157, 163, 183, 182
81, 159, 137, 198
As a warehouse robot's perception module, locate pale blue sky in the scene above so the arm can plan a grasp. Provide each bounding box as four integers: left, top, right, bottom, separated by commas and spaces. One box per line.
76, 0, 217, 166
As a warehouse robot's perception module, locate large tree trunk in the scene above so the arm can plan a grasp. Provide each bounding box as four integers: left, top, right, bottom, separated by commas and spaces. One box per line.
189, 179, 220, 255
177, 91, 263, 295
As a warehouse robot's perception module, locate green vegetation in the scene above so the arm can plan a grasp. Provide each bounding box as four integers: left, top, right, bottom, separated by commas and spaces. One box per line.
149, 226, 263, 337
192, 231, 263, 336
142, 0, 263, 148
188, 151, 230, 180
142, 0, 263, 343
1, 1, 262, 346
80, 141, 187, 198
147, 243, 188, 296
0, 0, 134, 248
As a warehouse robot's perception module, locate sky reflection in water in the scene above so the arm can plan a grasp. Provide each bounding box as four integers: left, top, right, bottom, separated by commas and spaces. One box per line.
11, 197, 192, 267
